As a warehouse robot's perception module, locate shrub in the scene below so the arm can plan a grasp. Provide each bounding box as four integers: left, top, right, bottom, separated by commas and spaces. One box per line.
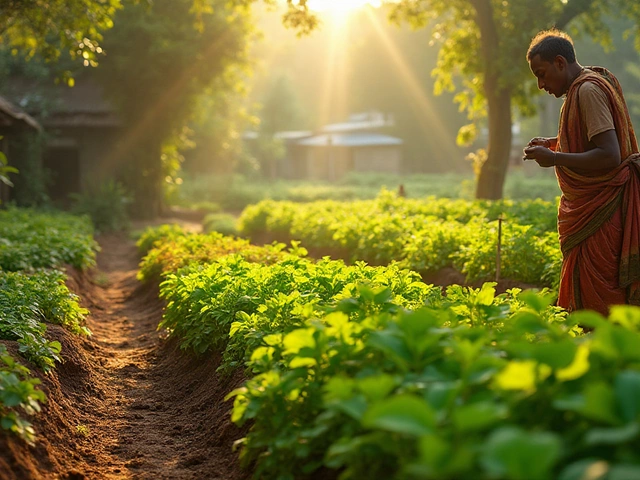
70, 180, 131, 232
203, 213, 238, 236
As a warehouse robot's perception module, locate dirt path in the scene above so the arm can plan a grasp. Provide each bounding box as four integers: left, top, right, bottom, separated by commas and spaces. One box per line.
75, 233, 249, 479
1, 232, 248, 479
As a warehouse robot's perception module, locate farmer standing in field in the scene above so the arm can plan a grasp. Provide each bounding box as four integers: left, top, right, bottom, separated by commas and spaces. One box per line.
523, 29, 640, 316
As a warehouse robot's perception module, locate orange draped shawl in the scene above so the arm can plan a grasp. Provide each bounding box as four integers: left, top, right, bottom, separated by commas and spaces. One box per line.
556, 67, 640, 315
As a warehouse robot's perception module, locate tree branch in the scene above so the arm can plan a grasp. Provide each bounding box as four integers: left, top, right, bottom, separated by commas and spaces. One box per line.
555, 0, 597, 30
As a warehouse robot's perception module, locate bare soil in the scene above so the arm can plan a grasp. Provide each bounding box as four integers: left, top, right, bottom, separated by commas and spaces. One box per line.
0, 232, 249, 480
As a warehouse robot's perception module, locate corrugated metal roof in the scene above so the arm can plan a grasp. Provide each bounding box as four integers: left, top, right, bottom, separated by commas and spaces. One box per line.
322, 112, 394, 133
296, 133, 402, 147
274, 130, 313, 140
0, 94, 41, 131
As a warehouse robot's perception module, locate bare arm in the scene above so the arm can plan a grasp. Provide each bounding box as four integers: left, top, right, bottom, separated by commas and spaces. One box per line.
555, 130, 620, 170
523, 129, 620, 171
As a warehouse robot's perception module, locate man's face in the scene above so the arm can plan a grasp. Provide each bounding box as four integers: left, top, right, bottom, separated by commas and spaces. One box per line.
529, 54, 567, 98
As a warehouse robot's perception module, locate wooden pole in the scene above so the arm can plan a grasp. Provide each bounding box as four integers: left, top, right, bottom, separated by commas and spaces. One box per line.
496, 216, 503, 282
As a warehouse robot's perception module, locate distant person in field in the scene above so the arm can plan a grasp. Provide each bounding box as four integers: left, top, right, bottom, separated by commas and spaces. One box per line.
523, 29, 640, 316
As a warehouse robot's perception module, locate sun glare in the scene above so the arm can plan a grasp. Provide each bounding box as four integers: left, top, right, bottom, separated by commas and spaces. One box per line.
307, 0, 381, 16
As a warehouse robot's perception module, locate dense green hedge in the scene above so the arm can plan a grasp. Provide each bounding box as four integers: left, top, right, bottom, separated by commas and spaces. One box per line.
238, 192, 561, 288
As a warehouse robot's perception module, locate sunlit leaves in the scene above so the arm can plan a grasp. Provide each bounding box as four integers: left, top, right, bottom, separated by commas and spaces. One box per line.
147, 225, 640, 479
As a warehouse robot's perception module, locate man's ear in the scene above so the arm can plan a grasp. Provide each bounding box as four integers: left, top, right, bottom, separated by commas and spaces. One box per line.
554, 55, 567, 71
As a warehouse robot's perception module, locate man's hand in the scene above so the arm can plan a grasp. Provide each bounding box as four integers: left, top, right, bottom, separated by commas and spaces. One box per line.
527, 137, 552, 148
523, 145, 556, 167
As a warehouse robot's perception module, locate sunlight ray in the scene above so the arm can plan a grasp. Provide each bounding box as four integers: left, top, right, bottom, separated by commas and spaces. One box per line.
317, 16, 350, 128
364, 8, 465, 172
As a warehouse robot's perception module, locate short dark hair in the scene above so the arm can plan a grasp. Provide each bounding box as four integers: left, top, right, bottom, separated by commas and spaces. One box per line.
527, 29, 577, 64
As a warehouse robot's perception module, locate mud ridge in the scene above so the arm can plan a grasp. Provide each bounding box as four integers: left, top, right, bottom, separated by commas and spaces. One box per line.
0, 233, 248, 480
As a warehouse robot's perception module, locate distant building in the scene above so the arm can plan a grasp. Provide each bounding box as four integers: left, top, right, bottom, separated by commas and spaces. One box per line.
278, 111, 403, 180
3, 76, 123, 204
0, 95, 42, 204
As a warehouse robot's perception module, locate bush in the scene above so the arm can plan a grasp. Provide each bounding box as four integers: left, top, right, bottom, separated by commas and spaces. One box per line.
0, 207, 97, 270
70, 180, 131, 232
203, 213, 238, 236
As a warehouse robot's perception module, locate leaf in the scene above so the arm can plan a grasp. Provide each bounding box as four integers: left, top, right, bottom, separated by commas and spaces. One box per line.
367, 330, 411, 370
518, 291, 554, 312
356, 374, 396, 402
476, 283, 496, 306
580, 382, 621, 425
584, 423, 639, 446
453, 402, 508, 432
289, 356, 316, 368
363, 395, 436, 436
615, 371, 640, 422
333, 396, 368, 421
481, 426, 562, 480
283, 328, 315, 356
569, 311, 608, 330
418, 433, 450, 469
557, 344, 590, 381
608, 305, 640, 330
494, 360, 550, 392
373, 288, 393, 305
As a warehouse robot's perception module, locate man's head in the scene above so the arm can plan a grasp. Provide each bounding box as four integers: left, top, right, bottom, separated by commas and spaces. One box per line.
527, 29, 579, 97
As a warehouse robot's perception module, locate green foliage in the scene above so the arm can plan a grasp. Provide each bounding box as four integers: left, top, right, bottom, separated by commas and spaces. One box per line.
96, 0, 255, 217
70, 180, 131, 233
202, 213, 239, 236
0, 207, 96, 444
0, 208, 97, 271
136, 224, 190, 256
0, 144, 18, 192
144, 230, 640, 479
0, 344, 46, 445
137, 227, 287, 281
237, 191, 561, 286
0, 270, 90, 370
0, 0, 121, 70
226, 288, 640, 480
159, 252, 434, 366
172, 172, 559, 211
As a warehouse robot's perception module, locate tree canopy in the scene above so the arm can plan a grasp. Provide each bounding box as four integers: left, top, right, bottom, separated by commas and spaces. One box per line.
0, 0, 121, 68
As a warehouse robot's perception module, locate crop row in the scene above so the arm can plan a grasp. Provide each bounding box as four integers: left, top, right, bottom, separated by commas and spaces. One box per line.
237, 192, 561, 287
142, 226, 640, 480
0, 208, 95, 443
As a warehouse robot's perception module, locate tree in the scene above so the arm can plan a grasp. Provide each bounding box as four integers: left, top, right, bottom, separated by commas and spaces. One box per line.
386, 0, 640, 199
94, 0, 255, 217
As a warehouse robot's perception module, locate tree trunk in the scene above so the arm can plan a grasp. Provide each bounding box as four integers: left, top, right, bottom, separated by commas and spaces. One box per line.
475, 89, 513, 199
469, 0, 513, 200
127, 141, 163, 220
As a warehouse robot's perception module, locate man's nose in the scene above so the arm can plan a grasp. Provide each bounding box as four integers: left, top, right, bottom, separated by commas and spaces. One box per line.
538, 78, 545, 90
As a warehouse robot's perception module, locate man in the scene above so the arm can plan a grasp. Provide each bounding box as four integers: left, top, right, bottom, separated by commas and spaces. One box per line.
523, 29, 640, 316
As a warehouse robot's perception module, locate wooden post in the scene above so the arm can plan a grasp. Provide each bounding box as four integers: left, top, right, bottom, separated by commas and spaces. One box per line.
496, 215, 503, 282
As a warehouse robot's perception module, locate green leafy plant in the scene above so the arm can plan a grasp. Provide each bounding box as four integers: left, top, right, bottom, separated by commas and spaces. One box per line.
0, 144, 19, 193
70, 180, 132, 233
0, 270, 90, 370
0, 208, 97, 271
0, 344, 47, 445
203, 213, 238, 236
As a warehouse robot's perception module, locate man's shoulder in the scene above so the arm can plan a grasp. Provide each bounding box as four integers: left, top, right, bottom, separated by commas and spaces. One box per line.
578, 78, 608, 100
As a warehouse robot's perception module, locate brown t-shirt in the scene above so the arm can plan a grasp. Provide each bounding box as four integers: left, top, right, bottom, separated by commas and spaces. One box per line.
578, 79, 615, 147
